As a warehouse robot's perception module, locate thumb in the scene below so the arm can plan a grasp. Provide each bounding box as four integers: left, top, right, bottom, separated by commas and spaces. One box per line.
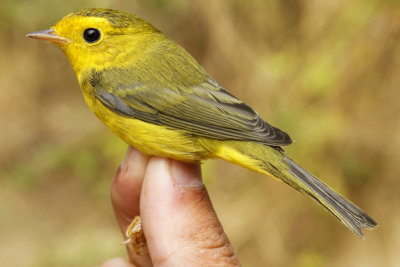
140, 157, 240, 266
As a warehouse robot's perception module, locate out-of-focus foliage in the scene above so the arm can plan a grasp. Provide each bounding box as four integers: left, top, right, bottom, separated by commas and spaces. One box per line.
0, 0, 399, 266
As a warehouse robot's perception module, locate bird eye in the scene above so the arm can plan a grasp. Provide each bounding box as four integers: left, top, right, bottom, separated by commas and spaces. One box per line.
83, 28, 101, 43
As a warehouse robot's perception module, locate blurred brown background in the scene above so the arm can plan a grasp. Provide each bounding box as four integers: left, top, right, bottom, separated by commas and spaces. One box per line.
1, 0, 399, 266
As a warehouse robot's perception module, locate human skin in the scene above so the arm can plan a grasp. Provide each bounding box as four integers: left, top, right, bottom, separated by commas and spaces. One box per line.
101, 146, 240, 267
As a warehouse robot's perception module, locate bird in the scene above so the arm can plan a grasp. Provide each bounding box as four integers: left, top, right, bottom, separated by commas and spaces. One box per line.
26, 8, 377, 245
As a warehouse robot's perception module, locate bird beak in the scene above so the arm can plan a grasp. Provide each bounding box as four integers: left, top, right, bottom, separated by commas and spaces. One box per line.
26, 29, 70, 44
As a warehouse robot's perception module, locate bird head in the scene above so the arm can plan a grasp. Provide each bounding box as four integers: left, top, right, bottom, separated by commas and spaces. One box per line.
26, 8, 161, 75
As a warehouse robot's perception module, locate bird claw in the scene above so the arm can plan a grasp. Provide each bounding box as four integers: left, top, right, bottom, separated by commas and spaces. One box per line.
121, 216, 148, 255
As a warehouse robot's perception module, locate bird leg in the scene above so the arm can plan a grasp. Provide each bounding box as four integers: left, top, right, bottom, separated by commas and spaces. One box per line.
121, 216, 148, 255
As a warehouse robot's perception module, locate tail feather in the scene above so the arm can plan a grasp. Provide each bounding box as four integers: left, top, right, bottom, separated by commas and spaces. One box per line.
214, 141, 378, 237
283, 156, 378, 237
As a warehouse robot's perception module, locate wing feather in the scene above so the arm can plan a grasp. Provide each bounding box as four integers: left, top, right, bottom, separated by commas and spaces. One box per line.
91, 68, 292, 146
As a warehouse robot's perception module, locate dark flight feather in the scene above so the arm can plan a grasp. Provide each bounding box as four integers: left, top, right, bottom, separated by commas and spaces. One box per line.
90, 67, 292, 146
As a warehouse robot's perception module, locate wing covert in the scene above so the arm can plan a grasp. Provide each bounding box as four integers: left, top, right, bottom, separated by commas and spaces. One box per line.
91, 68, 292, 146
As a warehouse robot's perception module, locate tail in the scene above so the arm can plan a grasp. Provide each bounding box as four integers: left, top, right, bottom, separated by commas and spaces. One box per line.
215, 141, 378, 238
281, 156, 377, 237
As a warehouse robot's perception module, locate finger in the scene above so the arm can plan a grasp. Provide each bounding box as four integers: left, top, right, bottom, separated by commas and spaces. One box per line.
140, 157, 240, 266
111, 146, 152, 266
111, 147, 148, 226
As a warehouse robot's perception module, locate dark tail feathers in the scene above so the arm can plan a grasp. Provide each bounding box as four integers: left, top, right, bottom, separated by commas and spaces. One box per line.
280, 156, 378, 238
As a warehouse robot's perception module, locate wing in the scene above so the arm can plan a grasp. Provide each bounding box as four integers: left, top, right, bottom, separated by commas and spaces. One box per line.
88, 67, 292, 146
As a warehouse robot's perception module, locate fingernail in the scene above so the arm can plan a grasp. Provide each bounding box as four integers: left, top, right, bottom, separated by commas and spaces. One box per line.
120, 146, 134, 172
171, 160, 203, 187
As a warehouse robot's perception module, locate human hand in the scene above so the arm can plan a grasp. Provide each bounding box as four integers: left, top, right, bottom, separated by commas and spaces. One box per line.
101, 147, 240, 267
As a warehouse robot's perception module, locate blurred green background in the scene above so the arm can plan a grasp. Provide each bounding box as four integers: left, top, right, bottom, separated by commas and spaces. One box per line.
1, 0, 399, 266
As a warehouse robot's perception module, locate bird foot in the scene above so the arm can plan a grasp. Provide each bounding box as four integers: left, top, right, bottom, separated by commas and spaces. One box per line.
121, 216, 148, 255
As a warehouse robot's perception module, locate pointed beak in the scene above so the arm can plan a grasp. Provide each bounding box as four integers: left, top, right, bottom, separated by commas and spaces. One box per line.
26, 29, 70, 44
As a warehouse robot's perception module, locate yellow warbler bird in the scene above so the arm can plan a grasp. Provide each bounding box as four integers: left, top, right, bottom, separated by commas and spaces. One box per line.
27, 8, 377, 238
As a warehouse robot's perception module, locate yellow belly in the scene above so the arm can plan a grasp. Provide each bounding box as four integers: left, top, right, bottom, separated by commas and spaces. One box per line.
87, 96, 211, 162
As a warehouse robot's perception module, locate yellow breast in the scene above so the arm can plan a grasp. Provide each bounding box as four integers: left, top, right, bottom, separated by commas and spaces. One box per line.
83, 92, 211, 162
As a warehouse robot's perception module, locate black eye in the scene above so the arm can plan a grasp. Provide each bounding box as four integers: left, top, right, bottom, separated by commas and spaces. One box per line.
83, 28, 101, 43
